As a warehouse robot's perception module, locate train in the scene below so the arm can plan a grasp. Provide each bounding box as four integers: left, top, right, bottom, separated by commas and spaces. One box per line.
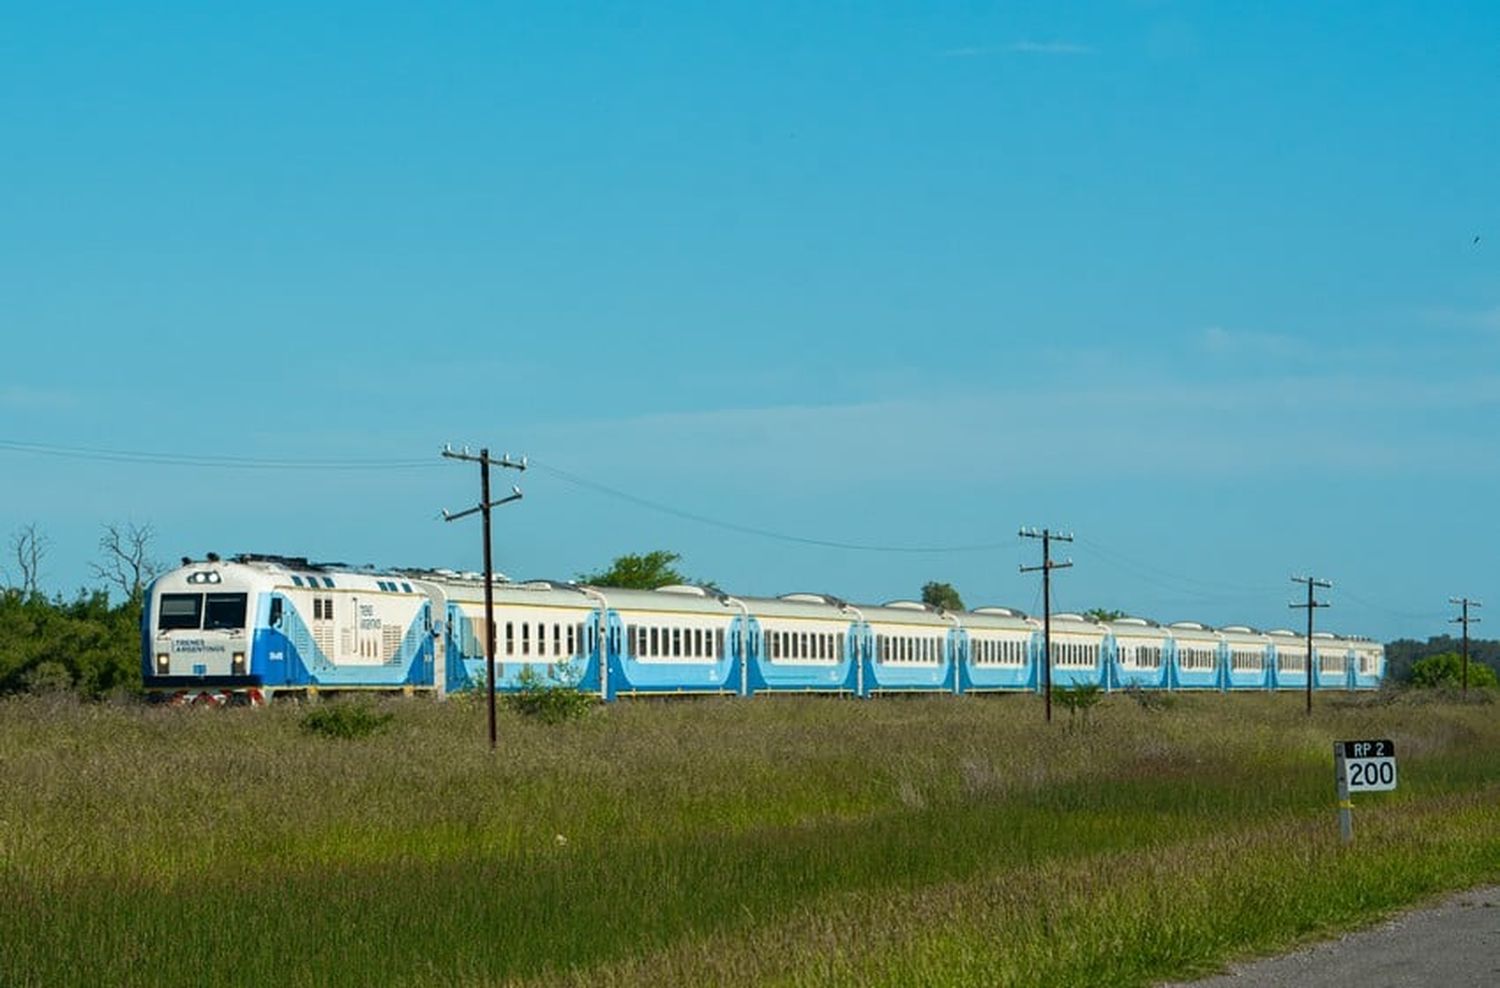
142, 553, 1385, 704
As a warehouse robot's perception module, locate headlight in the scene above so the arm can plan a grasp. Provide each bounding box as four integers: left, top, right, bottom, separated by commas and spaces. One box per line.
155, 654, 170, 674
231, 652, 246, 674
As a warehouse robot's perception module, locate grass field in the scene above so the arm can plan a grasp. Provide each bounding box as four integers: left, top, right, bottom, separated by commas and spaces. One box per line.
3, 689, 1499, 987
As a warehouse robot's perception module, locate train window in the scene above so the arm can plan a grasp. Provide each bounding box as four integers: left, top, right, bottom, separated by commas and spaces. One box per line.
159, 593, 204, 630
715, 628, 724, 658
505, 623, 514, 656
291, 575, 304, 588
312, 598, 323, 621
693, 628, 703, 658
322, 577, 335, 588
554, 624, 561, 656
521, 623, 530, 656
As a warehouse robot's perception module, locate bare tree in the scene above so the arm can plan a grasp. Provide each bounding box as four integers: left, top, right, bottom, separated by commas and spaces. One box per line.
9, 523, 49, 595
92, 521, 161, 603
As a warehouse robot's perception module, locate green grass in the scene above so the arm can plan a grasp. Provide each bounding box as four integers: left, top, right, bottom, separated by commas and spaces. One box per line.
2, 690, 1499, 986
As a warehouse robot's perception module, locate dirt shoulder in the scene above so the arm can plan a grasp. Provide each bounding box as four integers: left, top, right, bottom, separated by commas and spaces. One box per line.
1162, 885, 1500, 987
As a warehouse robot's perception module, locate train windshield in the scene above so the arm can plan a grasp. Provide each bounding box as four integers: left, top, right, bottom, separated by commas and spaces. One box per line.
158, 592, 247, 630
159, 594, 203, 630
204, 594, 248, 631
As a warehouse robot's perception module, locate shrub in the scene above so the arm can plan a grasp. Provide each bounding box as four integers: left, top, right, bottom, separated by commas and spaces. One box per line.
506, 662, 595, 724
299, 703, 393, 740
1055, 683, 1104, 726
1409, 652, 1499, 690
22, 661, 74, 695
1122, 683, 1176, 711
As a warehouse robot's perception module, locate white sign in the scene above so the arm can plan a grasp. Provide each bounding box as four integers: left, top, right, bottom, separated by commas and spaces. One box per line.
1339, 739, 1397, 792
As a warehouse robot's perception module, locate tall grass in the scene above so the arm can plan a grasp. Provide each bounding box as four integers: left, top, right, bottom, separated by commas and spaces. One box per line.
2, 691, 1498, 986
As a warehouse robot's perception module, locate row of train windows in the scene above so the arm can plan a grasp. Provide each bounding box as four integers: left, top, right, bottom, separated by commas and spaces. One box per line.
1122, 647, 1163, 669
311, 597, 335, 621
498, 621, 585, 658
1177, 647, 1216, 672
766, 629, 843, 662
1230, 650, 1265, 672
291, 575, 336, 589
632, 625, 725, 661
971, 638, 1027, 665
877, 636, 945, 664
1049, 642, 1099, 668
376, 580, 414, 593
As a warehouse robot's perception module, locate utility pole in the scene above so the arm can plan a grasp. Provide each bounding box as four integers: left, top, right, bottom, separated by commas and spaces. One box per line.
442, 445, 526, 750
1449, 597, 1483, 694
1020, 528, 1073, 723
1290, 576, 1331, 715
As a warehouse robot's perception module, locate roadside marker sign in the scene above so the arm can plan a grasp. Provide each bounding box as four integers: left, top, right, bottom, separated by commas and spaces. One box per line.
1334, 738, 1397, 843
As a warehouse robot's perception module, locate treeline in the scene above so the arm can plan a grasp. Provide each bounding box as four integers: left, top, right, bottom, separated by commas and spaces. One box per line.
1384, 635, 1500, 684
0, 590, 142, 696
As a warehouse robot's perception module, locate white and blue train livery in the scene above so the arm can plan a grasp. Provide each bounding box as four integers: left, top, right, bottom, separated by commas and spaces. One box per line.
143, 554, 1385, 703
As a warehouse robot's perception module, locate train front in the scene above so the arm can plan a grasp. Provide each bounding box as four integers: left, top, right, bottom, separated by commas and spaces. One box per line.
143, 558, 270, 703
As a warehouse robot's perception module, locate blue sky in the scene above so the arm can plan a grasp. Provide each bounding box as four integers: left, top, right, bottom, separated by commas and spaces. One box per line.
2, 2, 1497, 641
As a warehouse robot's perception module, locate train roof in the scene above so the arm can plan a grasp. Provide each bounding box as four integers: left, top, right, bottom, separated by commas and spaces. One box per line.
167, 555, 1377, 646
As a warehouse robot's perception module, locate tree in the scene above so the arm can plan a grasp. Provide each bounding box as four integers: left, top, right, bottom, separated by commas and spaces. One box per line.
921, 581, 964, 612
91, 522, 161, 604
1409, 652, 1499, 689
1083, 608, 1128, 623
578, 550, 692, 590
6, 524, 48, 596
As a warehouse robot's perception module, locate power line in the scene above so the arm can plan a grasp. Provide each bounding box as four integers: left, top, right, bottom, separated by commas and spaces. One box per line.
0, 438, 438, 471
530, 459, 1020, 554
1075, 536, 1283, 599
1336, 587, 1447, 623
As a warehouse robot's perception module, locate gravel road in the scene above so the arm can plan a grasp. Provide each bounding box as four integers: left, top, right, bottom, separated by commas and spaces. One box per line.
1161, 885, 1500, 987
